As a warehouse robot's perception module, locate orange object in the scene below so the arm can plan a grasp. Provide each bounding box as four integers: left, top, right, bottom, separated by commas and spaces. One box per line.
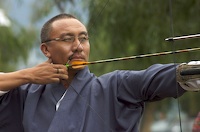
192, 112, 200, 132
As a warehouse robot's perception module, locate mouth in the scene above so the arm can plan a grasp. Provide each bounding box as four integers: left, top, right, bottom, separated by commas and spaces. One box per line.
68, 54, 85, 61
66, 54, 86, 69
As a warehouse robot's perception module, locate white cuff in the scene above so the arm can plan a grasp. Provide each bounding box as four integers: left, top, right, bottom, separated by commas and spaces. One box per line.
0, 90, 9, 96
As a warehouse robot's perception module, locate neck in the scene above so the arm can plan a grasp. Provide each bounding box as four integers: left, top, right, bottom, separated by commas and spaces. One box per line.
61, 68, 82, 88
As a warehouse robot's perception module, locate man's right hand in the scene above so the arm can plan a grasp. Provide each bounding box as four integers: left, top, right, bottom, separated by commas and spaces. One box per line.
0, 59, 68, 91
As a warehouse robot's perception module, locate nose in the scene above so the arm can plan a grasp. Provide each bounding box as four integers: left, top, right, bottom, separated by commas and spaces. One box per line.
72, 38, 83, 52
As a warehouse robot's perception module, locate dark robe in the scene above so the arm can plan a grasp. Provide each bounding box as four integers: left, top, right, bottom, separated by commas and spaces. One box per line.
0, 64, 185, 132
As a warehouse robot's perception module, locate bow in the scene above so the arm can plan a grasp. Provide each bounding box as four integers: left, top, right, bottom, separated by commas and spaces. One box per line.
168, 0, 183, 131
167, 0, 200, 131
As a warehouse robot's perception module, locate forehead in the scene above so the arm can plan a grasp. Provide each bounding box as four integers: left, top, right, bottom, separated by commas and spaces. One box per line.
50, 18, 87, 36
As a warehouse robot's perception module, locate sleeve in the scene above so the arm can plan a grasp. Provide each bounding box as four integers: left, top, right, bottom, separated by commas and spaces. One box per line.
0, 85, 29, 131
116, 64, 186, 103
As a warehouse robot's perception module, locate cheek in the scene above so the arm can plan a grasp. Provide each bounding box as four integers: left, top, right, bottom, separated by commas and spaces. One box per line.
84, 44, 90, 60
50, 45, 72, 64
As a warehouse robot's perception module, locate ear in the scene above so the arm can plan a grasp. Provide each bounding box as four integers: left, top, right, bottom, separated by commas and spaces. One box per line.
40, 43, 51, 58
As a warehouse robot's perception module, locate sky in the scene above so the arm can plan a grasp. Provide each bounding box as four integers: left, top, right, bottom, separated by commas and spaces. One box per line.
1, 0, 60, 69
8, 0, 47, 69
3, 0, 87, 27
1, 0, 88, 69
1, 0, 32, 26
6, 0, 61, 28
13, 1, 31, 25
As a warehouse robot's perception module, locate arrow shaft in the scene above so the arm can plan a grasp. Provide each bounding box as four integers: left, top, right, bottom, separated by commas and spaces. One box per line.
165, 34, 200, 41
84, 47, 200, 66
67, 47, 200, 67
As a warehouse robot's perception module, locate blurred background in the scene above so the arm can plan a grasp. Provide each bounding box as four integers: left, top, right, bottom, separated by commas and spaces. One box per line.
0, 0, 200, 131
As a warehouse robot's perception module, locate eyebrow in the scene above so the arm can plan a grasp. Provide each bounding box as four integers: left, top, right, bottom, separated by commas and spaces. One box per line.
60, 31, 88, 38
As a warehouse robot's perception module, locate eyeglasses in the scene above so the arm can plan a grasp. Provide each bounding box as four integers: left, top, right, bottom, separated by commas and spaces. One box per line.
43, 36, 89, 44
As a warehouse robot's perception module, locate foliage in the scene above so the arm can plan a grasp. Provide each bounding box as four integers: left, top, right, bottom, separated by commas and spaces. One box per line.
86, 0, 200, 131
0, 26, 36, 71
0, 0, 37, 71
87, 0, 200, 76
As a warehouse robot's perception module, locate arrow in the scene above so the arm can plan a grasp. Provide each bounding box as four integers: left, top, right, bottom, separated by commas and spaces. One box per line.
66, 47, 200, 69
165, 34, 200, 41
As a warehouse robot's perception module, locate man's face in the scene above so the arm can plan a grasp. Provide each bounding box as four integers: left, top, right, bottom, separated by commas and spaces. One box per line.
43, 18, 90, 68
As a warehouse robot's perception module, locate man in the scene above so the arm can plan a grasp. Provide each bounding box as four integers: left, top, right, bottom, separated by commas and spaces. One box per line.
0, 13, 199, 132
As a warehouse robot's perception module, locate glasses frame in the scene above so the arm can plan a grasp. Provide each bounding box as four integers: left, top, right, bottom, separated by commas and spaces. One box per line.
42, 36, 89, 44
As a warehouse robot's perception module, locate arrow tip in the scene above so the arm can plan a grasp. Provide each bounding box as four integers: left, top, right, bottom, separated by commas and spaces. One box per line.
165, 37, 174, 41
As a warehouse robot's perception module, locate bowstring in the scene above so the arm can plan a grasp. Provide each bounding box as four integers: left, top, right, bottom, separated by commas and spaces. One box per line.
68, 0, 113, 131
168, 0, 183, 131
70, 84, 114, 132
87, 0, 110, 36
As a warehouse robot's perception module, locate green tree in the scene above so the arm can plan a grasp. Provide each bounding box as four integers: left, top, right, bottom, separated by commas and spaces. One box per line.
86, 0, 200, 131
0, 26, 36, 71
0, 0, 78, 72
87, 0, 199, 74
0, 1, 36, 71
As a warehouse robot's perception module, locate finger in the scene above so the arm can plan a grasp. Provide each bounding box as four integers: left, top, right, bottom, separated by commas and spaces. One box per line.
49, 78, 61, 83
56, 68, 59, 74
58, 74, 69, 80
56, 68, 68, 74
52, 71, 68, 79
53, 65, 68, 71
